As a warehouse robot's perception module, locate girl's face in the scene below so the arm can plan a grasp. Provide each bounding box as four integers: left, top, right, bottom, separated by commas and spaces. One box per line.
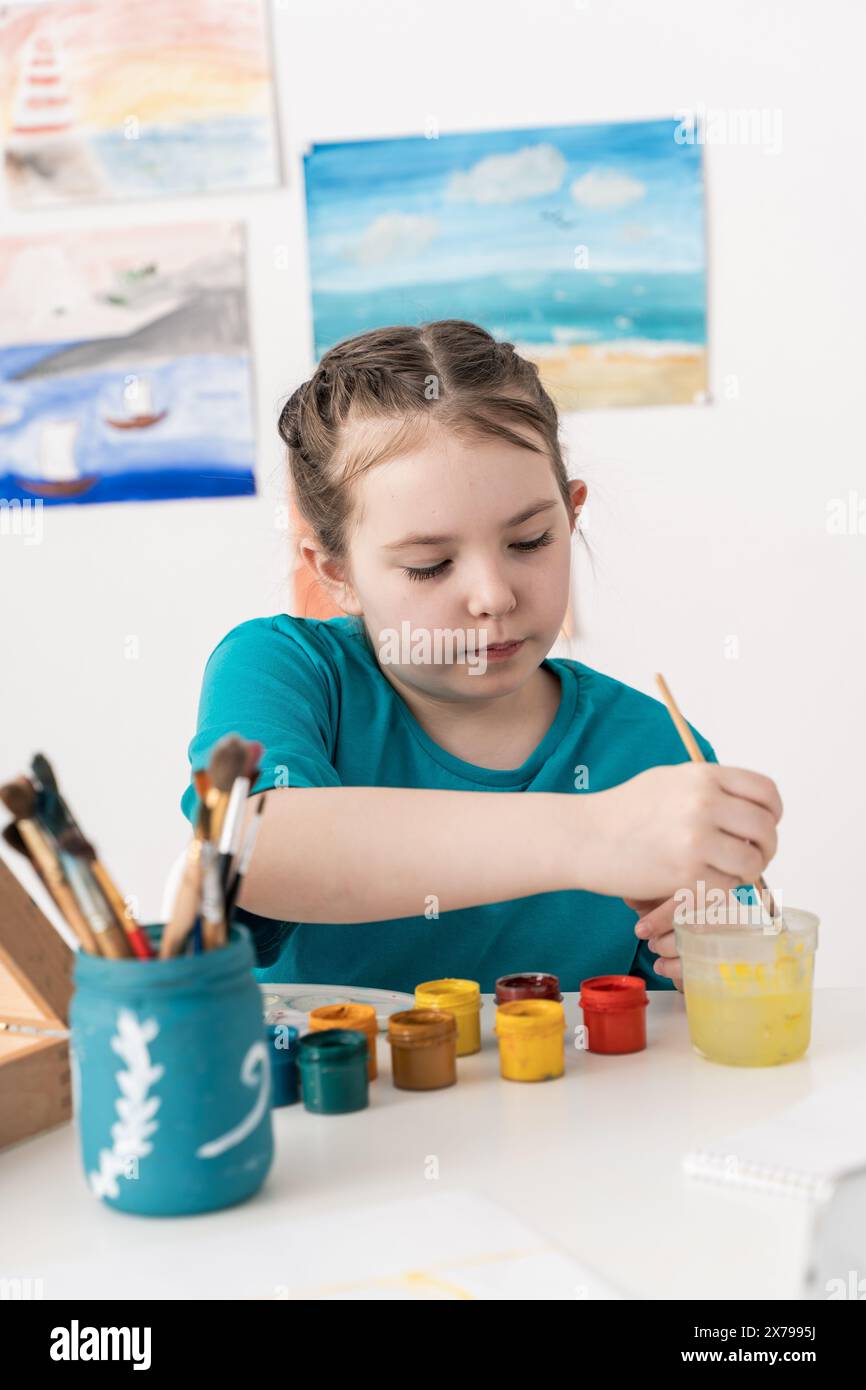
328, 425, 586, 703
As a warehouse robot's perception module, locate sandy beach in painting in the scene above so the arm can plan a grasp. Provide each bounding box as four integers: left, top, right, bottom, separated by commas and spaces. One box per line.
523, 340, 708, 411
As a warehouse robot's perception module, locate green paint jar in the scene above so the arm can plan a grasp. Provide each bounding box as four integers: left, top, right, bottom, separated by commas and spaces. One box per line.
298, 1029, 369, 1114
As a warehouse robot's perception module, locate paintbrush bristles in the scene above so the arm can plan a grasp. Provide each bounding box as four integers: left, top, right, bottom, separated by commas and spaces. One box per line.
0, 777, 38, 821
208, 737, 249, 794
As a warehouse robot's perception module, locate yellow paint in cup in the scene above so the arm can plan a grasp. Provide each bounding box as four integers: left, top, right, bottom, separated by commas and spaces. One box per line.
494, 999, 566, 1082
675, 907, 818, 1067
414, 978, 481, 1056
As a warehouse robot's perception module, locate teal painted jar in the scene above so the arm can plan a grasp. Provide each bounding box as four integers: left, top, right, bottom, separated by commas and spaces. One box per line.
266, 1023, 300, 1106
69, 924, 274, 1217
298, 1029, 369, 1114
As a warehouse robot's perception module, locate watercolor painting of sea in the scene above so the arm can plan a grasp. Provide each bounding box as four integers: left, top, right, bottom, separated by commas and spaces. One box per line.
304, 118, 707, 411
0, 220, 257, 506
0, 0, 280, 207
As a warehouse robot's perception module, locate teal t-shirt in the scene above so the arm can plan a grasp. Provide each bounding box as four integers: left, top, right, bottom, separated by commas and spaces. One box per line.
181, 613, 718, 993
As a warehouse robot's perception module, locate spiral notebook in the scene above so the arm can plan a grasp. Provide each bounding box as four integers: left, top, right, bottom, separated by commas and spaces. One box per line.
683, 1077, 866, 1202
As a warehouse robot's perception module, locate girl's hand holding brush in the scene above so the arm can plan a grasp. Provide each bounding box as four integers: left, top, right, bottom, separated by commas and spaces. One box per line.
589, 760, 782, 904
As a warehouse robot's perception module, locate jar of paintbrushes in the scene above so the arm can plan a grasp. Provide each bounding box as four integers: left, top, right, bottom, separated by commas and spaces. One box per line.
1, 740, 274, 1215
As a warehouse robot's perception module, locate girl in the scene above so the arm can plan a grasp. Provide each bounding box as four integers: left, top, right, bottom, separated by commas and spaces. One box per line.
181, 320, 781, 992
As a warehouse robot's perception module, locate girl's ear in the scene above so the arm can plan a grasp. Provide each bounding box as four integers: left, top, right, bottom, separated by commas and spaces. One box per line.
569, 478, 588, 526
296, 536, 363, 617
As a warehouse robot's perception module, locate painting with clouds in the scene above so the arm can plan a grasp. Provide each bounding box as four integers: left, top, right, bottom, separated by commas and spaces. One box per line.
304, 119, 707, 410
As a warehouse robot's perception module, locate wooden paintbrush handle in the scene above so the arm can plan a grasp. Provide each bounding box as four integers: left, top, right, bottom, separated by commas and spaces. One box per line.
161, 841, 204, 958
16, 820, 100, 955
90, 860, 154, 959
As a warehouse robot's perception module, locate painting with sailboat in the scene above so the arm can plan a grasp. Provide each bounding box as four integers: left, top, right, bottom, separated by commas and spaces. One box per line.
0, 0, 280, 208
0, 221, 257, 506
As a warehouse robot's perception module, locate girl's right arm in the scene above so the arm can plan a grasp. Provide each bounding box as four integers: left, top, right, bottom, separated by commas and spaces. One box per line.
236, 762, 782, 922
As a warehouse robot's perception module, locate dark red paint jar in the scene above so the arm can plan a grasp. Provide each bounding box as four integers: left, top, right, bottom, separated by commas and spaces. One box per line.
495, 972, 562, 1004
579, 975, 648, 1054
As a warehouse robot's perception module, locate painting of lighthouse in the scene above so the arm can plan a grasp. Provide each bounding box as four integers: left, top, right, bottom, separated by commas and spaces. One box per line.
0, 221, 257, 506
0, 0, 281, 207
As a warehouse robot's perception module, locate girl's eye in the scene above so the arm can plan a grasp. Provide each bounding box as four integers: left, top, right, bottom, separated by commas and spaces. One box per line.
401, 531, 554, 582
402, 560, 450, 583
511, 529, 554, 553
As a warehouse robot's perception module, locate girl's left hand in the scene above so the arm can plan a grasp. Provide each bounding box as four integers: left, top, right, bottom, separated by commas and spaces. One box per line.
625, 896, 683, 991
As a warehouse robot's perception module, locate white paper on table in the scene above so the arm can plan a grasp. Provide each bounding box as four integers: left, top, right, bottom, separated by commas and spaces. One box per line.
268, 1190, 624, 1300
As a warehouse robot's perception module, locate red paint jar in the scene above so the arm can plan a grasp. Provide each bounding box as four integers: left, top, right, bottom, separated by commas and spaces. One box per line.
579, 975, 648, 1054
495, 972, 562, 1004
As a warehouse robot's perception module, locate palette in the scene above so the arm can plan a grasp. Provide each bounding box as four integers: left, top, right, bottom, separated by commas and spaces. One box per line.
260, 983, 415, 1033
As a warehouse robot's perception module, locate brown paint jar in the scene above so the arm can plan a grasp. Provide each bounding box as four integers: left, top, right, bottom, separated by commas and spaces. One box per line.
387, 1008, 457, 1091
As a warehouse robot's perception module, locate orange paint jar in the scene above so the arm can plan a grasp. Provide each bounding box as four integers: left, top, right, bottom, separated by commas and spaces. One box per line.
308, 1003, 378, 1080
579, 975, 648, 1054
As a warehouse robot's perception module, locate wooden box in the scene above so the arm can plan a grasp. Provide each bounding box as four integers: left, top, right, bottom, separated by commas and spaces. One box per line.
0, 856, 74, 1150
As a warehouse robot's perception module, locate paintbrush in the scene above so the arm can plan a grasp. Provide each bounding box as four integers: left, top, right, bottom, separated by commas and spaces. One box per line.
30, 753, 151, 959
217, 739, 263, 895
654, 673, 785, 929
0, 780, 100, 954
224, 794, 267, 923
2, 776, 132, 957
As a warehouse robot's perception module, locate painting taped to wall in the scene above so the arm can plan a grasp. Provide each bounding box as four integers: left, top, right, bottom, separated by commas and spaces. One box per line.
304, 118, 707, 411
0, 0, 281, 207
0, 220, 257, 506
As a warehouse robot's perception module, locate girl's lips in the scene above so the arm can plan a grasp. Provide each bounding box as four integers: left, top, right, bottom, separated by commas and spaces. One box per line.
484, 639, 524, 659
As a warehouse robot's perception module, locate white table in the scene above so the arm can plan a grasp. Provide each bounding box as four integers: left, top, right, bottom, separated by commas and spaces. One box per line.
2, 988, 862, 1300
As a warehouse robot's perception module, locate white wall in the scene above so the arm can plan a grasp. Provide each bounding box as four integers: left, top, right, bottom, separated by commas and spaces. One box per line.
2, 0, 863, 985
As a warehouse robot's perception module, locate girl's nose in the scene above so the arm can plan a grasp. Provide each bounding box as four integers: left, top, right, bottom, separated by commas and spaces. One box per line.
465, 571, 518, 622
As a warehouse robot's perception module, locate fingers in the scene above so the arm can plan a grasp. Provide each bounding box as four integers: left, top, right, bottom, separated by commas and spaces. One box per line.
705, 829, 767, 883
633, 895, 676, 937
715, 797, 778, 865
715, 766, 783, 823
642, 928, 683, 991
651, 952, 683, 991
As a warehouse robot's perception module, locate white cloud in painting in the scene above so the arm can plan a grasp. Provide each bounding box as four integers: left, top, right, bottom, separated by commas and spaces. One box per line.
348, 213, 440, 266
446, 143, 567, 204
570, 169, 646, 209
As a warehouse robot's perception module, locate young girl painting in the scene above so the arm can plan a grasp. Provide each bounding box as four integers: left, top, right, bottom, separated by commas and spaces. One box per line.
181, 320, 781, 992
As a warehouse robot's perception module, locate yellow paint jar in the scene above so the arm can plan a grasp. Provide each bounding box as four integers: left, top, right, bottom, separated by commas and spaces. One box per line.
494, 999, 566, 1082
414, 978, 481, 1057
675, 907, 819, 1067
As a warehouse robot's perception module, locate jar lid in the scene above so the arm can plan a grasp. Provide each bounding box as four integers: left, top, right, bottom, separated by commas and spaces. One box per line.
388, 1008, 457, 1045
494, 999, 566, 1033
297, 1028, 368, 1065
579, 975, 648, 1012
308, 1003, 377, 1029
415, 978, 480, 1008
495, 972, 562, 1002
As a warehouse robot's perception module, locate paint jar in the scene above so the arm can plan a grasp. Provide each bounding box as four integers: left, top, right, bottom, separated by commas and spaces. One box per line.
494, 999, 566, 1082
308, 1003, 378, 1080
414, 978, 481, 1056
388, 1009, 457, 1090
674, 909, 819, 1067
266, 1023, 300, 1106
495, 972, 562, 1004
69, 923, 273, 1217
297, 1029, 369, 1114
579, 976, 648, 1055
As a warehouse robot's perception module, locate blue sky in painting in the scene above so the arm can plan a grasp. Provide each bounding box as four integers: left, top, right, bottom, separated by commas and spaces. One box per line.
304, 119, 705, 292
